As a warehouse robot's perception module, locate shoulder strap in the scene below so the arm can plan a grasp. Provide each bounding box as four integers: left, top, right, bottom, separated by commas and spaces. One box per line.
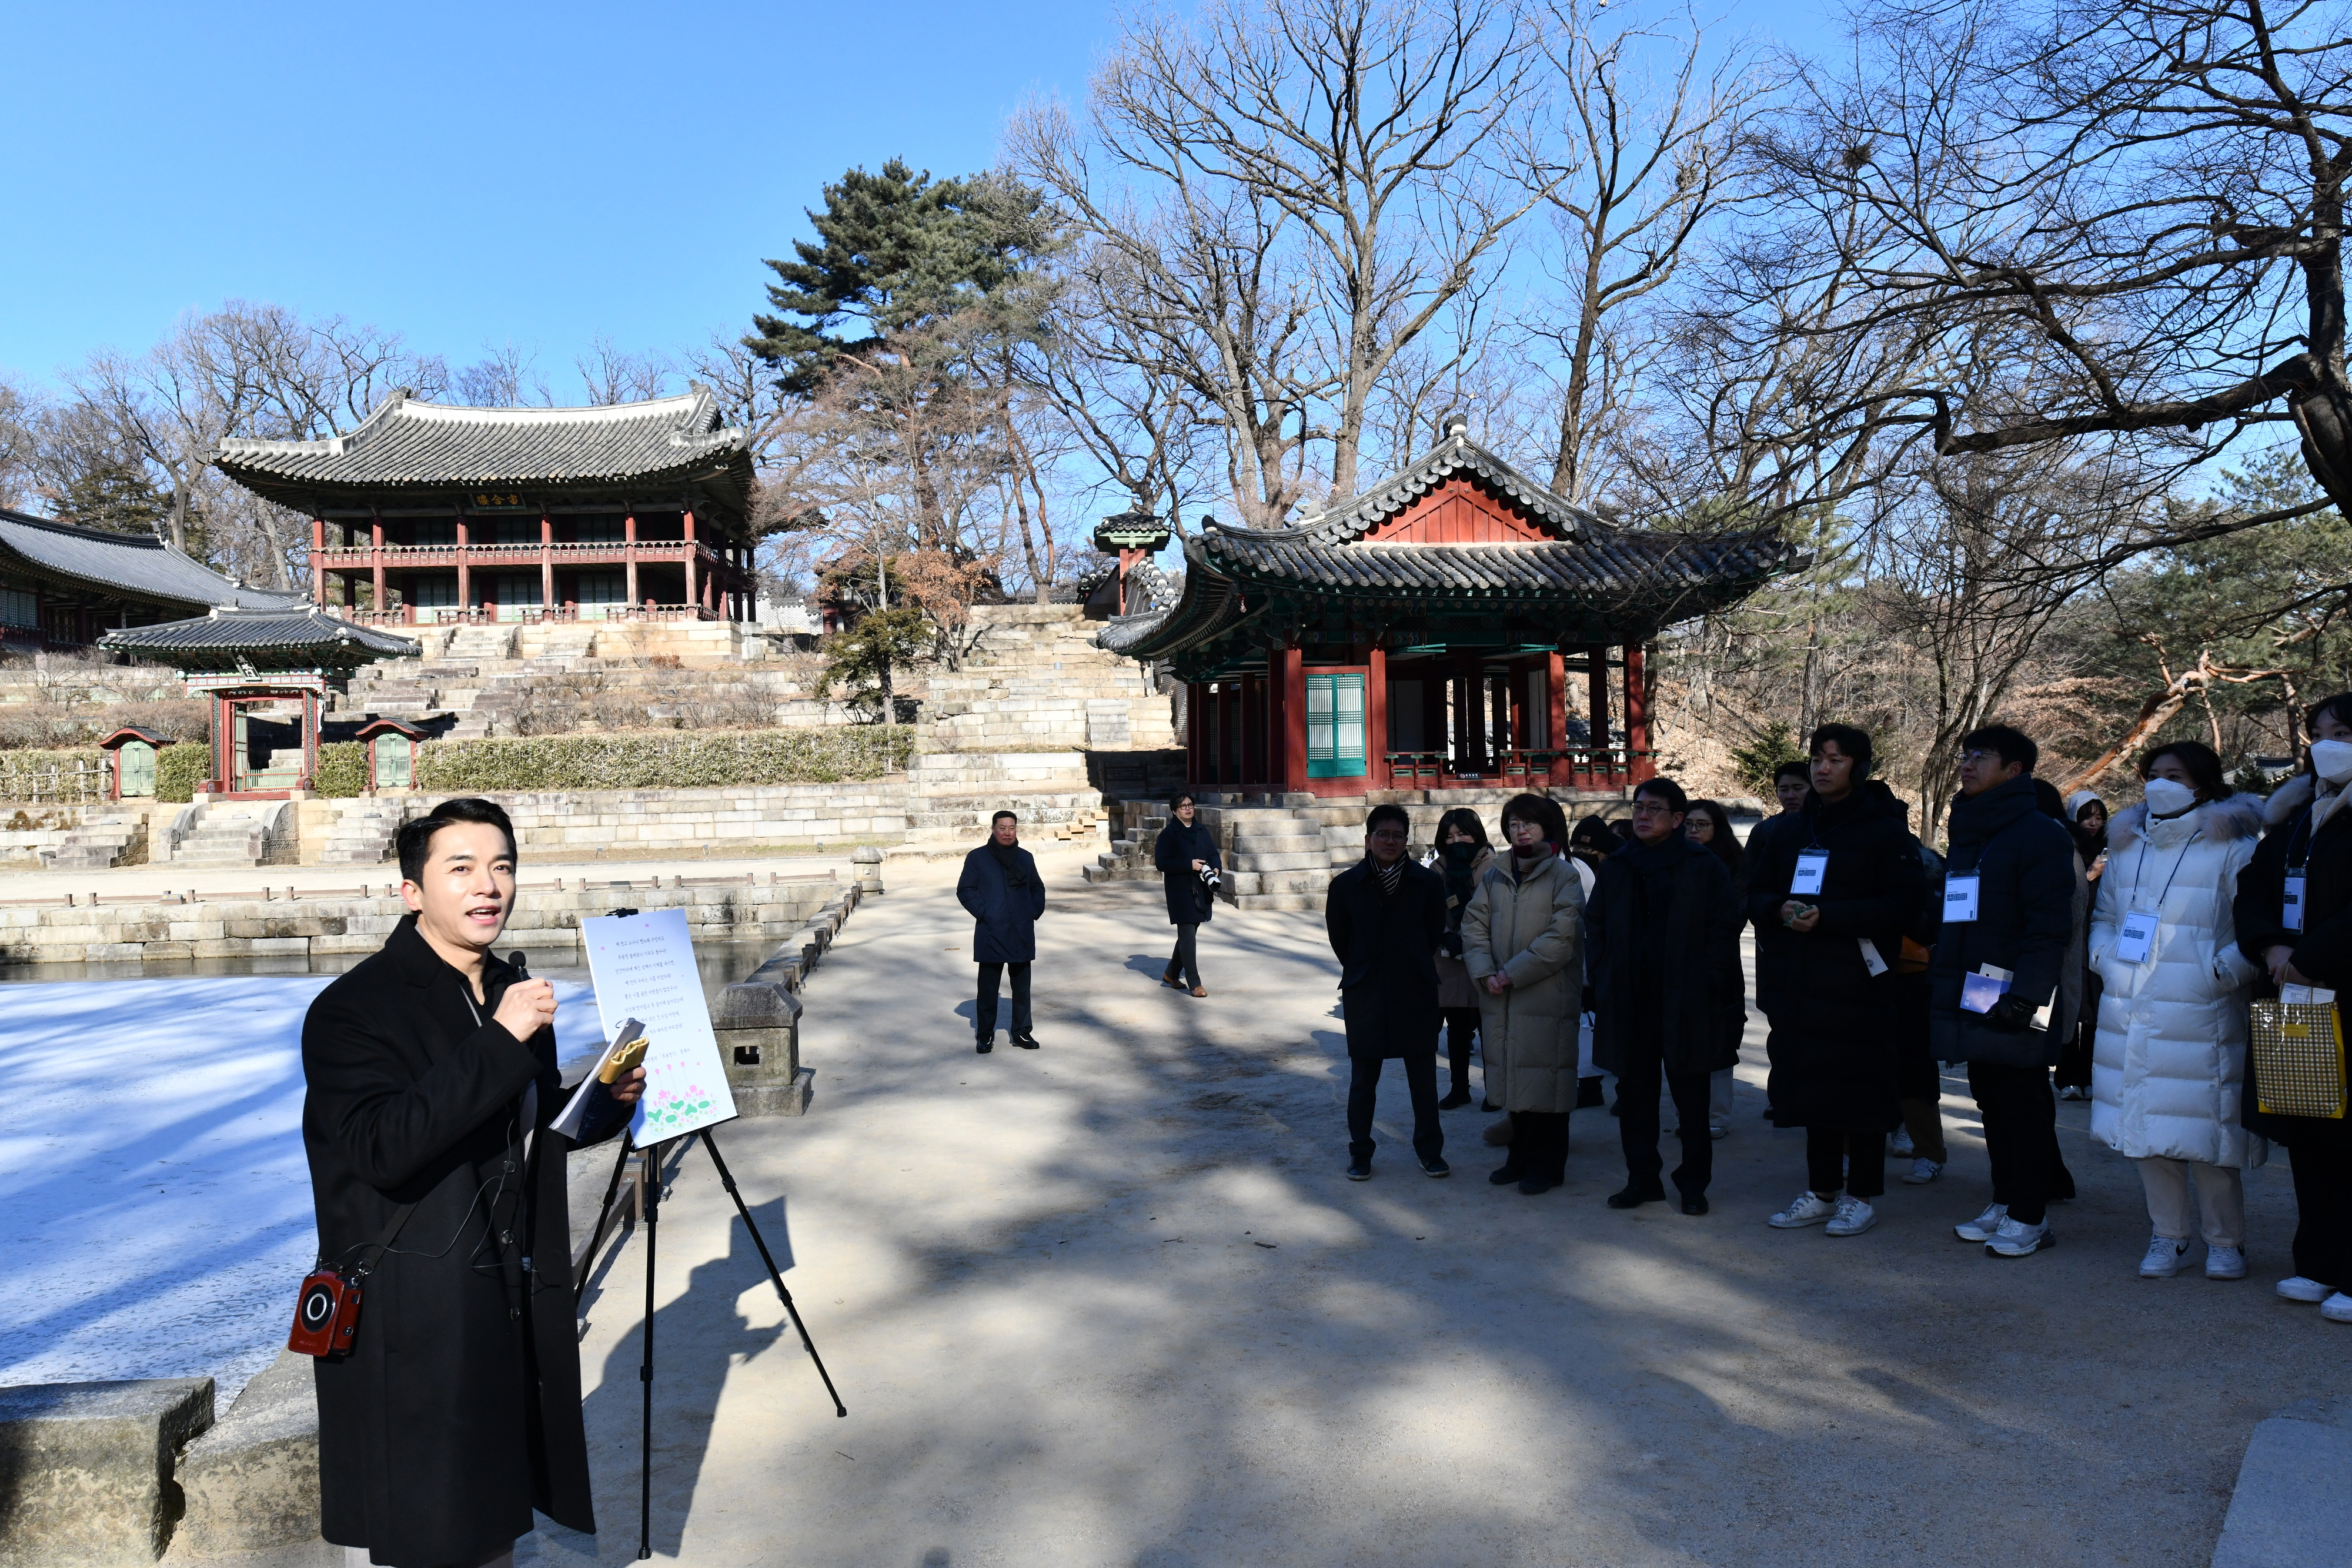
352, 1202, 418, 1278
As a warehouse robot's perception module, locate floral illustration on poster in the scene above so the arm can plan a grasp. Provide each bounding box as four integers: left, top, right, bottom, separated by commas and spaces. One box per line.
579, 908, 737, 1142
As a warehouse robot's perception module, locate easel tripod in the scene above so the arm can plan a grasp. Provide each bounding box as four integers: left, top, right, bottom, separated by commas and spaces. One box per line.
576, 1125, 846, 1560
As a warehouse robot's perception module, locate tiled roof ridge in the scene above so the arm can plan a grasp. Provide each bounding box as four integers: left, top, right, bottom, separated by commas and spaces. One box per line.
213, 387, 738, 464
1200, 435, 1602, 544
0, 505, 173, 550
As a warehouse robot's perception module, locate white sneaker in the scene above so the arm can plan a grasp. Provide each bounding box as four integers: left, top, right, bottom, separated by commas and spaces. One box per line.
2323, 1293, 2352, 1323
1986, 1216, 2055, 1258
1889, 1128, 1915, 1158
1954, 1203, 2008, 1243
1709, 1123, 1729, 1140
1769, 1191, 1838, 1229
2206, 1245, 2247, 1281
2278, 1275, 2335, 1303
1902, 1157, 1943, 1185
1825, 1195, 1877, 1236
2140, 1234, 2192, 1278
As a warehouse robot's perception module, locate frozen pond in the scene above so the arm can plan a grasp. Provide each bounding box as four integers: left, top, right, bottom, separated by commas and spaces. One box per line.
0, 939, 773, 1402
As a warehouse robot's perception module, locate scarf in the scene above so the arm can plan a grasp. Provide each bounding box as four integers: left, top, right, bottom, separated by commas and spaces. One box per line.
987, 838, 1030, 888
1375, 857, 1404, 896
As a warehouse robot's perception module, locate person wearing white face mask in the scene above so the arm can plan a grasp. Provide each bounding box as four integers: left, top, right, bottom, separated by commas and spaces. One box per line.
2234, 693, 2352, 1319
2087, 742, 2266, 1281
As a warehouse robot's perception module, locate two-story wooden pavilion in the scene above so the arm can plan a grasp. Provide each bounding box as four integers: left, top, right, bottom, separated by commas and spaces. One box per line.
1098, 417, 1795, 796
213, 389, 760, 626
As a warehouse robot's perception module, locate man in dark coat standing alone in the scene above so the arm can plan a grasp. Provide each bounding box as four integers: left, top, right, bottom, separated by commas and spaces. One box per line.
1326, 803, 1450, 1181
959, 810, 1047, 1052
1928, 724, 2080, 1259
302, 797, 644, 1568
1589, 777, 1746, 1215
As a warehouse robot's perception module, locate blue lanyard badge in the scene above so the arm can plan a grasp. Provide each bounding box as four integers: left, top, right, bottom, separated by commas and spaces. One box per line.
1792, 852, 1828, 895
1944, 874, 1980, 922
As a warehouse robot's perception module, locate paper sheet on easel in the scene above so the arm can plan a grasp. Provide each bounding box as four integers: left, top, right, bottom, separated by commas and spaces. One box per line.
579, 908, 737, 1143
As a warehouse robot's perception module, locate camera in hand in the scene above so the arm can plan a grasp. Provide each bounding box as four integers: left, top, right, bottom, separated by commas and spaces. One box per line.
1197, 864, 1221, 890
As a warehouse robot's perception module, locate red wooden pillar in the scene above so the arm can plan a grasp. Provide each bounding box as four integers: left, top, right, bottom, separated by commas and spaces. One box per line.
1546, 651, 1571, 786
455, 514, 471, 613
310, 518, 327, 606
1586, 643, 1612, 783
1367, 643, 1390, 791
540, 511, 555, 618
1626, 641, 1653, 782
370, 513, 386, 616
624, 510, 639, 607
1278, 644, 1307, 794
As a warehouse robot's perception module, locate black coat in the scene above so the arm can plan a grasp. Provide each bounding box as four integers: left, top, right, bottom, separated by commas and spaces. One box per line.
1588, 834, 1745, 1077
1325, 856, 1447, 1060
958, 842, 1047, 962
1926, 774, 2080, 1068
1744, 779, 1923, 1132
2234, 773, 2352, 1148
302, 917, 629, 1568
1152, 818, 1222, 925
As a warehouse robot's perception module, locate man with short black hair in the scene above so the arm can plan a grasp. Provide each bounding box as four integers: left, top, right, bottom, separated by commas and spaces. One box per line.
1588, 776, 1745, 1214
1930, 723, 2080, 1259
959, 810, 1046, 1053
1327, 803, 1449, 1180
303, 797, 645, 1568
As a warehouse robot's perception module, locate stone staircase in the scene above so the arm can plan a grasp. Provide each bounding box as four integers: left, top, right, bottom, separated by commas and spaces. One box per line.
1085, 801, 1168, 882
928, 605, 1176, 752
318, 799, 414, 866
445, 623, 519, 661
1213, 804, 1338, 911
168, 801, 298, 868
37, 811, 148, 871
905, 750, 1106, 845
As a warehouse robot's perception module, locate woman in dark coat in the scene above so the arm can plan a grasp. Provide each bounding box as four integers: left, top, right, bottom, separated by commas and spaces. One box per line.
1429, 806, 1496, 1108
1745, 724, 1924, 1235
2235, 693, 2352, 1316
303, 915, 631, 1568
2056, 792, 2109, 1099
1153, 791, 1222, 996
1683, 798, 1746, 1135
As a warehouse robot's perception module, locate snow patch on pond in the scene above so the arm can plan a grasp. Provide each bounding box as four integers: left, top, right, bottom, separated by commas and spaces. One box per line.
0, 974, 600, 1403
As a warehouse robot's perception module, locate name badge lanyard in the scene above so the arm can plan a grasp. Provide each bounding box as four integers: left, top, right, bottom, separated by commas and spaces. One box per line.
2114, 829, 2201, 962
1790, 814, 1830, 897
2283, 804, 2320, 932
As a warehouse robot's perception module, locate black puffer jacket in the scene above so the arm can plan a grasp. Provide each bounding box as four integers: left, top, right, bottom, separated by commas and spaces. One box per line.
1927, 774, 2080, 1068
1744, 779, 1923, 1131
1588, 834, 1745, 1078
2235, 772, 2352, 1148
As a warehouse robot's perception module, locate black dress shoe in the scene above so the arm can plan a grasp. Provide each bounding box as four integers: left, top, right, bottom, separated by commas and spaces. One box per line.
1012, 1033, 1040, 1050
1345, 1158, 1372, 1181
1681, 1193, 1709, 1215
1488, 1163, 1524, 1186
1419, 1154, 1451, 1178
1575, 1076, 1605, 1109
1606, 1184, 1665, 1209
1518, 1174, 1562, 1195
975, 1037, 993, 1054
1438, 1086, 1472, 1109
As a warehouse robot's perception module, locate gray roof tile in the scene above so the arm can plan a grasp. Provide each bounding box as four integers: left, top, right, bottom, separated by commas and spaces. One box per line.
0, 508, 301, 613
100, 607, 419, 669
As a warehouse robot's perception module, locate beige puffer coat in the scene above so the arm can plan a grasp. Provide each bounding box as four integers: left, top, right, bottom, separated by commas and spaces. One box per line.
1462, 850, 1585, 1113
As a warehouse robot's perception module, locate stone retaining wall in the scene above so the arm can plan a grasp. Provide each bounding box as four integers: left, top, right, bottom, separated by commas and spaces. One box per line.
485, 780, 911, 855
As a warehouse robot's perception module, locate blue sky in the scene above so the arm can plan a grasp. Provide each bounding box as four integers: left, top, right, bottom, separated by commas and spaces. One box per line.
1, 0, 1845, 394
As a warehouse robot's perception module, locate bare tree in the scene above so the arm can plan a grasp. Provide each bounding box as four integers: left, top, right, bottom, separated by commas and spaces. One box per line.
1014, 0, 1552, 522
576, 335, 679, 406
452, 342, 550, 408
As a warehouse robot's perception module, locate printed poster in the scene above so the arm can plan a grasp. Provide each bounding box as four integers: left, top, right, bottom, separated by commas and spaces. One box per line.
580, 908, 737, 1143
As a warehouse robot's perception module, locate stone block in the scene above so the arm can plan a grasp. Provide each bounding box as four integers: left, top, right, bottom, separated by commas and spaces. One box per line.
82, 943, 146, 962
0, 1376, 214, 1567
170, 1352, 318, 1558
2213, 1403, 2352, 1567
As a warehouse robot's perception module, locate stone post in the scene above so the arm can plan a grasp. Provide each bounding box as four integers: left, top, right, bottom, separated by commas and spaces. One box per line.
851, 844, 884, 894
709, 979, 811, 1116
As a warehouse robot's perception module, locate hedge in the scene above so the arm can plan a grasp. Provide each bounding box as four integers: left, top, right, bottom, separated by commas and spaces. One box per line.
315, 741, 368, 798
412, 728, 917, 792
156, 743, 209, 804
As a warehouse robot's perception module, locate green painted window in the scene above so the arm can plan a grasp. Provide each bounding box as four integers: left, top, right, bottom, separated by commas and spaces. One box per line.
1307, 672, 1367, 779
372, 737, 413, 788
117, 741, 156, 797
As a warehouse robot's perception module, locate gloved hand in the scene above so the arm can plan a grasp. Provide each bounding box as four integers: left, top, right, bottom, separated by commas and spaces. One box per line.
1986, 992, 2037, 1033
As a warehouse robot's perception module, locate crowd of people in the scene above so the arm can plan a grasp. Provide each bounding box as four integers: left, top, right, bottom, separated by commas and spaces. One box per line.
1299, 704, 2352, 1320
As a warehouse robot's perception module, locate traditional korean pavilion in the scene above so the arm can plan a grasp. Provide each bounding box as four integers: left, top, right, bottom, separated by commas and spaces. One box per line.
100, 607, 418, 797
1, 507, 300, 652
213, 389, 760, 626
1098, 417, 1795, 796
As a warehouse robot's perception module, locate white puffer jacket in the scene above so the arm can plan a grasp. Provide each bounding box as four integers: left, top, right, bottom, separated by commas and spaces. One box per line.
2089, 793, 2268, 1167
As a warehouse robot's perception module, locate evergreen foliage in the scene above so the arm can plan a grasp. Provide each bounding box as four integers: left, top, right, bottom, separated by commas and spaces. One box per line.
816, 606, 935, 723
1730, 722, 1807, 793
155, 743, 209, 804
411, 728, 915, 793
313, 742, 367, 798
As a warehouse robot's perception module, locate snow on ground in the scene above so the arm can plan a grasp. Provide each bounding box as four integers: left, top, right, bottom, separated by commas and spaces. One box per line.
0, 974, 599, 1403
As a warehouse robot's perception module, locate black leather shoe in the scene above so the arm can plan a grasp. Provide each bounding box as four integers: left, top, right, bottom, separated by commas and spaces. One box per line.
1345, 1158, 1372, 1181
1012, 1033, 1040, 1050
1419, 1154, 1451, 1178
1518, 1174, 1562, 1195
1438, 1086, 1472, 1109
1575, 1076, 1605, 1109
975, 1036, 993, 1054
1681, 1193, 1710, 1216
1487, 1163, 1524, 1186
1606, 1185, 1665, 1209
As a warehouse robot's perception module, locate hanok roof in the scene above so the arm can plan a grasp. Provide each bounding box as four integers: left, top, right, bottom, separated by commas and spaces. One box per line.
99, 606, 420, 673
1097, 429, 1795, 676
0, 508, 302, 614
212, 388, 759, 532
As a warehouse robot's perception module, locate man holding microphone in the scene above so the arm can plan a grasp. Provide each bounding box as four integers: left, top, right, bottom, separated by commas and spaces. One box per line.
302, 797, 644, 1568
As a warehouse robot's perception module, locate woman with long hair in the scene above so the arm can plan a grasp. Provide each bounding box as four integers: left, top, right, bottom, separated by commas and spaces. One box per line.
2056, 793, 2110, 1100
1428, 807, 1496, 1109
2091, 741, 2265, 1279
2236, 694, 2352, 1317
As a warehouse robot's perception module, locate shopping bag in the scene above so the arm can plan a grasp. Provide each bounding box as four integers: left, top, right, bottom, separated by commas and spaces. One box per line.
2250, 999, 2350, 1119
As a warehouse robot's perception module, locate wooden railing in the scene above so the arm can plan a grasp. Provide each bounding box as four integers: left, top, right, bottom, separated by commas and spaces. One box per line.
1385, 747, 1653, 786
0, 757, 108, 805
330, 603, 717, 627
310, 540, 723, 566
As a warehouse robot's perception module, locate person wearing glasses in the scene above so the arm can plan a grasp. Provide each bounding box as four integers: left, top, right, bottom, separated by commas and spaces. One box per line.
1588, 777, 1745, 1214
2234, 693, 2352, 1320
1327, 804, 1451, 1181
1462, 793, 1586, 1193
2086, 741, 2265, 1281
1746, 724, 1924, 1238
1928, 726, 2080, 1259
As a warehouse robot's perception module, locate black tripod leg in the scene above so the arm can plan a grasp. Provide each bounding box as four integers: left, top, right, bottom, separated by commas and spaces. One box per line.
574, 1131, 637, 1298
638, 1137, 662, 1560
698, 1130, 848, 1417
